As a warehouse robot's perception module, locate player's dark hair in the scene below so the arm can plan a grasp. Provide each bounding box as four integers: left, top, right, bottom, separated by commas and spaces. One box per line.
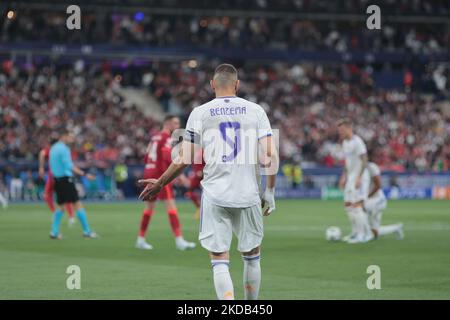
214, 64, 238, 78
213, 64, 239, 89
337, 118, 352, 127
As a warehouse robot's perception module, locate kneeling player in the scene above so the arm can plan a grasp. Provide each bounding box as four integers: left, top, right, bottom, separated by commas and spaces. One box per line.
365, 161, 404, 240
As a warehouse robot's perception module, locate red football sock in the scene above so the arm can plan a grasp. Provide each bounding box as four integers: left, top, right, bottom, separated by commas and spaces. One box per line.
167, 209, 182, 237
66, 203, 74, 218
44, 193, 55, 212
139, 209, 153, 237
186, 191, 200, 208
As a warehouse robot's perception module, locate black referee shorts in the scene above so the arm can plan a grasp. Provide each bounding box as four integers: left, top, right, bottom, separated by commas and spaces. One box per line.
54, 176, 79, 205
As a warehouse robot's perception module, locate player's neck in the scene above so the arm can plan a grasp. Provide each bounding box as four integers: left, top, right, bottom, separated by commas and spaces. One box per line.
215, 91, 237, 99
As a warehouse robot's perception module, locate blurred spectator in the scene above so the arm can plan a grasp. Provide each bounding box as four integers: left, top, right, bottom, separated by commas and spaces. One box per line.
35, 174, 46, 200
23, 170, 38, 201
282, 162, 302, 189
0, 171, 8, 209
114, 161, 129, 199
389, 176, 400, 188
9, 170, 23, 200
303, 176, 315, 189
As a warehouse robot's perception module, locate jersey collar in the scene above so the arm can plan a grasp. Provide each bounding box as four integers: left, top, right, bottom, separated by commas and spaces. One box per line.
215, 96, 237, 99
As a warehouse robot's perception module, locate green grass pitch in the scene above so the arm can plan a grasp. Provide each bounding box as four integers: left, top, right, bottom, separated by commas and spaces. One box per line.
1, 199, 449, 299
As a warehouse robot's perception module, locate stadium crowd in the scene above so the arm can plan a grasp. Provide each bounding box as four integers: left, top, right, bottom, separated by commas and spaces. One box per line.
148, 61, 450, 172
1, 60, 449, 173
2, 9, 450, 54
0, 62, 157, 164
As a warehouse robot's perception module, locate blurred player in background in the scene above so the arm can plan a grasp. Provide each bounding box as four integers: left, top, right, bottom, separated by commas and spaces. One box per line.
136, 115, 196, 251
365, 156, 404, 240
0, 173, 7, 209
338, 118, 373, 243
139, 64, 278, 300
179, 149, 205, 219
39, 136, 75, 225
49, 130, 98, 239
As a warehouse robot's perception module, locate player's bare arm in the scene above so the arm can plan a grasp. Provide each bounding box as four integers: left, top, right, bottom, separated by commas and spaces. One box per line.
355, 153, 368, 188
73, 165, 95, 180
139, 141, 195, 201
38, 149, 46, 178
368, 174, 382, 198
339, 166, 347, 189
259, 135, 278, 216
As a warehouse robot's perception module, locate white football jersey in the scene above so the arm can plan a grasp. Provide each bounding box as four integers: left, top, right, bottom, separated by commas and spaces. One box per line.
342, 134, 367, 180
367, 162, 386, 200
184, 96, 272, 207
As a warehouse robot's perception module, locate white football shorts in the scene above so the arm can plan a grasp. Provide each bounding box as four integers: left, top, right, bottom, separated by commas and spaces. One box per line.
199, 194, 263, 253
344, 171, 370, 204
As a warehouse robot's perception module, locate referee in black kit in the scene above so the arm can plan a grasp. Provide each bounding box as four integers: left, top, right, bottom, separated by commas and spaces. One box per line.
48, 129, 98, 239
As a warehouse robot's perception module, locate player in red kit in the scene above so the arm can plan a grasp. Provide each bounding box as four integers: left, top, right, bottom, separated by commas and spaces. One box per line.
179, 149, 205, 219
136, 115, 196, 250
39, 139, 75, 225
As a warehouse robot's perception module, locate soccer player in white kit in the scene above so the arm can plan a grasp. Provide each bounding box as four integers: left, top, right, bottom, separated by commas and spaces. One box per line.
365, 161, 404, 239
139, 64, 278, 300
0, 190, 7, 209
337, 119, 373, 243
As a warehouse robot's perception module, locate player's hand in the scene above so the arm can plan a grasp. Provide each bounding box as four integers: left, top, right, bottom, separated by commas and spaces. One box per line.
355, 176, 362, 188
39, 168, 45, 178
138, 179, 162, 201
262, 188, 276, 216
338, 175, 346, 189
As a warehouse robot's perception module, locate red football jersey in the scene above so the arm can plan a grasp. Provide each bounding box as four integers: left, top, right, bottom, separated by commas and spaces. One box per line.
144, 130, 173, 174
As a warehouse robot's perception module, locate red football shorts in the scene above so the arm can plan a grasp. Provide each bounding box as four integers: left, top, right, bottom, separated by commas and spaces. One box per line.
143, 169, 174, 200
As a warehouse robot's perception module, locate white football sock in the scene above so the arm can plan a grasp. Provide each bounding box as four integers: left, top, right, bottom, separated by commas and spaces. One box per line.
211, 260, 234, 300
345, 207, 357, 235
175, 236, 185, 245
352, 207, 371, 237
0, 192, 7, 209
379, 224, 401, 236
243, 254, 261, 300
